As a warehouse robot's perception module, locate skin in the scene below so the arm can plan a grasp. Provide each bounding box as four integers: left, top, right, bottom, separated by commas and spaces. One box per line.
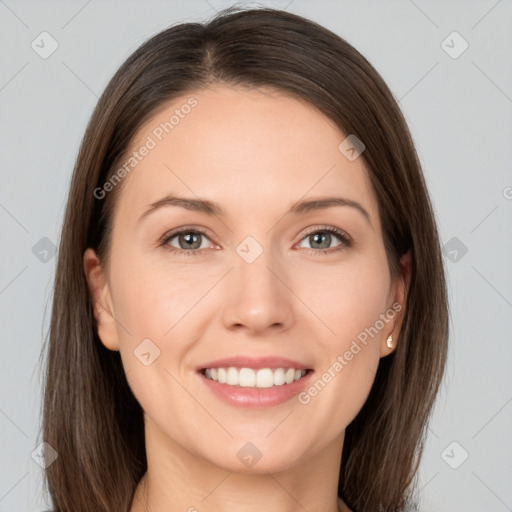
84, 85, 411, 512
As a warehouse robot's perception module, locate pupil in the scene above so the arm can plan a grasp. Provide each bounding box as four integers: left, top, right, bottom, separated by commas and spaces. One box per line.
181, 233, 200, 249
311, 232, 330, 249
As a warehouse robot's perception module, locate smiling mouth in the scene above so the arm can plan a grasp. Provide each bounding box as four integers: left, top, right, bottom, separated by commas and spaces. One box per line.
200, 367, 313, 389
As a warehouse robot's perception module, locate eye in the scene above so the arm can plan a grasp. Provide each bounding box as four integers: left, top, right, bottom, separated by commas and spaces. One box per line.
296, 226, 352, 254
160, 227, 215, 256
160, 225, 352, 256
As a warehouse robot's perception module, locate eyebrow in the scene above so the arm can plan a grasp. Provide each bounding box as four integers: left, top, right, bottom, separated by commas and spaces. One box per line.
138, 193, 372, 228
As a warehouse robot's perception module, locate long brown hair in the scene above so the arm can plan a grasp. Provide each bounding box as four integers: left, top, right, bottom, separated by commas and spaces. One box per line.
40, 6, 449, 511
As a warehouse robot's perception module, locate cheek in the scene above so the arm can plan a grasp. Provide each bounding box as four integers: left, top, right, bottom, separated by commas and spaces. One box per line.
294, 257, 389, 412
291, 254, 390, 343
110, 256, 214, 433
110, 251, 222, 342
110, 243, 390, 368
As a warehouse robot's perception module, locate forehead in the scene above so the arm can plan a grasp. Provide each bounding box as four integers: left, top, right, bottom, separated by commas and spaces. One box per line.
112, 85, 380, 230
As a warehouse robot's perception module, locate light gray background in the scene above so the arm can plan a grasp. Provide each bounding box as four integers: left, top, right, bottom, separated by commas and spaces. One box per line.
1, 0, 511, 510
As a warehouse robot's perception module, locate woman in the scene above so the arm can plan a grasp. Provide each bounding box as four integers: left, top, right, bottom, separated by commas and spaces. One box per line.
40, 6, 449, 511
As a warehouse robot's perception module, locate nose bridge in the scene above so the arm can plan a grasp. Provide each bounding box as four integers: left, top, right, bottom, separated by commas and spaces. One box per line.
221, 234, 293, 332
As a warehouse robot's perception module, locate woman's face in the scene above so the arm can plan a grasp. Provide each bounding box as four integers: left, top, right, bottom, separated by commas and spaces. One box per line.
85, 85, 408, 474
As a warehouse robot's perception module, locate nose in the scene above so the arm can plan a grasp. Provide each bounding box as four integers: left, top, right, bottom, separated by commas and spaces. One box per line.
221, 244, 295, 336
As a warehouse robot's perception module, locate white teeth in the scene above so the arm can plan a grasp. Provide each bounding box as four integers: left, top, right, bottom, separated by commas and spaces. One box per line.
204, 367, 308, 388
226, 367, 239, 386
239, 368, 256, 387
256, 369, 274, 388
217, 368, 227, 384
273, 368, 285, 386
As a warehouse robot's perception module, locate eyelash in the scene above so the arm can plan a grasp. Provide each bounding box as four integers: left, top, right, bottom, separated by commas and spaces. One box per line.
159, 225, 352, 257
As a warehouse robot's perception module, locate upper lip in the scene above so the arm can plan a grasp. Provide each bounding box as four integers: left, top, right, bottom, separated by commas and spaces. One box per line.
198, 356, 312, 371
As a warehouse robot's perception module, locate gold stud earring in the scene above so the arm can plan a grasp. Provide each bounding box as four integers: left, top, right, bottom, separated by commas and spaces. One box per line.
386, 334, 393, 348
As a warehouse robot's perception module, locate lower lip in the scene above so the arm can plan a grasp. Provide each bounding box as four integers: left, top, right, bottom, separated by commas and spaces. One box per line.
198, 370, 314, 409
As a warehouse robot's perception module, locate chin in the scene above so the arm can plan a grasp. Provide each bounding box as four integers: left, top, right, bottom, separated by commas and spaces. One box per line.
202, 441, 307, 475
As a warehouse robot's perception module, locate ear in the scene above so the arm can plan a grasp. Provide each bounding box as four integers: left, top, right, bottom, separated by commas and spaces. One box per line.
380, 249, 412, 357
83, 248, 120, 351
